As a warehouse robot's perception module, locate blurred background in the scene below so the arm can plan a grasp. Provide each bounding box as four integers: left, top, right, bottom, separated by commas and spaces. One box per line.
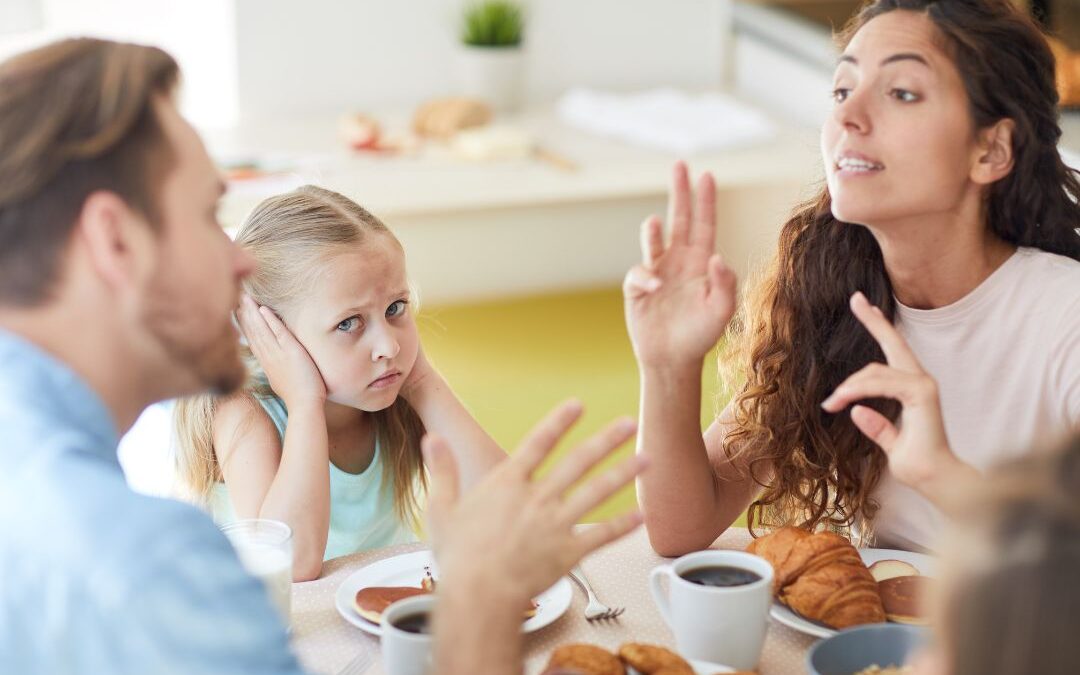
3, 0, 1078, 523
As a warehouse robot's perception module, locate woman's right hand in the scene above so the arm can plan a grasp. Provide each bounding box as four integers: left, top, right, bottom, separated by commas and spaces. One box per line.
623, 162, 738, 371
236, 294, 327, 408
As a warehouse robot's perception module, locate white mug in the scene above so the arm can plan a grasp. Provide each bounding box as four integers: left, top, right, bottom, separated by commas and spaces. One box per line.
649, 550, 774, 671
381, 594, 435, 675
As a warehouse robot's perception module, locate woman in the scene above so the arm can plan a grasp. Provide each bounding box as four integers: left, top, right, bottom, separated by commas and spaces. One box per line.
625, 0, 1080, 553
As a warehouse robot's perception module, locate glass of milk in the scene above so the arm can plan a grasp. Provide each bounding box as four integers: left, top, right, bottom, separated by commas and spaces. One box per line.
221, 519, 293, 629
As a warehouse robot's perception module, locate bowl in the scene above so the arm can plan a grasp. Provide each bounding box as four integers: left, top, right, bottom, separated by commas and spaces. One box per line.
807, 623, 928, 675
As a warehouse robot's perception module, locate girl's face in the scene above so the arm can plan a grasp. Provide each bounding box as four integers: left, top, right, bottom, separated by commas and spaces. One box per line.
288, 235, 418, 412
821, 10, 984, 229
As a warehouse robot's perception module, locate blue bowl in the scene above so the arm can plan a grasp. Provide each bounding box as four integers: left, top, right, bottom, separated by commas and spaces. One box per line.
807, 624, 928, 675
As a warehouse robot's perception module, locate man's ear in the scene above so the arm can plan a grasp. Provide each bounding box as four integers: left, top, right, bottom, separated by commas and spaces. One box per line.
971, 118, 1015, 186
74, 191, 155, 292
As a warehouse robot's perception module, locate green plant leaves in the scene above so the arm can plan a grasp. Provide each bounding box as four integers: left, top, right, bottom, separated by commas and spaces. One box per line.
461, 1, 524, 47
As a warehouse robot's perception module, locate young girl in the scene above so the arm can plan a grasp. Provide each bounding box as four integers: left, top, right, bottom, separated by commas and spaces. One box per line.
625, 0, 1080, 553
174, 185, 505, 580
916, 433, 1080, 675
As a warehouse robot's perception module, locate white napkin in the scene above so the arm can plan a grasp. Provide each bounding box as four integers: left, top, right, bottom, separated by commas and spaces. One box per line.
557, 87, 775, 155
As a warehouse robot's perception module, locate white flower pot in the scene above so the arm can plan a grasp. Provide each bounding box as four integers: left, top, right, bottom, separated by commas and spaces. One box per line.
455, 45, 524, 113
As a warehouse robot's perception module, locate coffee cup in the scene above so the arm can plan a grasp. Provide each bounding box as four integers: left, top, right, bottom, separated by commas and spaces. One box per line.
382, 594, 435, 675
649, 550, 773, 670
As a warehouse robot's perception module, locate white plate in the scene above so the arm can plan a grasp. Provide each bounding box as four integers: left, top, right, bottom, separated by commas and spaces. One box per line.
629, 661, 733, 675
334, 549, 573, 636
770, 547, 936, 639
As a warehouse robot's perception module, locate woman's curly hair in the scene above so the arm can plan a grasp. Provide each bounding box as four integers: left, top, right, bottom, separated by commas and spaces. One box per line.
722, 0, 1080, 537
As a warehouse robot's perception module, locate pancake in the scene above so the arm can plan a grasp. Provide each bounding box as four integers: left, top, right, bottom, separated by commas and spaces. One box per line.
354, 585, 430, 625
354, 581, 538, 625
878, 575, 933, 625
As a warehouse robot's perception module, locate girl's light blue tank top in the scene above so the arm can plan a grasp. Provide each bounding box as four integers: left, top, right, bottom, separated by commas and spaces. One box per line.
208, 393, 417, 560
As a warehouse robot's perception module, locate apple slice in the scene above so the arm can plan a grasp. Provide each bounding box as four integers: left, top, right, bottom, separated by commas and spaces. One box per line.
869, 558, 919, 582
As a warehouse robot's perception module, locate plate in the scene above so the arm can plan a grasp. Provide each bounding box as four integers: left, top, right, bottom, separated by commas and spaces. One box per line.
334, 549, 573, 636
629, 661, 733, 675
770, 547, 936, 639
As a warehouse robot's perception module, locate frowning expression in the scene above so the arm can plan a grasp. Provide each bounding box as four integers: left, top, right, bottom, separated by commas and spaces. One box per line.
286, 236, 418, 411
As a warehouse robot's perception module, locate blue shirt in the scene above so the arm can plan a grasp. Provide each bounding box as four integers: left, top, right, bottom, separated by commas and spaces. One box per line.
0, 329, 306, 674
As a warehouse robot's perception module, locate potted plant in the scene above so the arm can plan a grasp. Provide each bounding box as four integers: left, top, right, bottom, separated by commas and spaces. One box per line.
456, 1, 525, 112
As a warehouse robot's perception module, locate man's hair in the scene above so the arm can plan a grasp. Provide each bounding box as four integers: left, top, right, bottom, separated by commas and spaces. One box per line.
0, 38, 179, 306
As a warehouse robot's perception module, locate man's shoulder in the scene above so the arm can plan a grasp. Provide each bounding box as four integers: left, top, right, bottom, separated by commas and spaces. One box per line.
0, 465, 303, 674
1, 442, 222, 574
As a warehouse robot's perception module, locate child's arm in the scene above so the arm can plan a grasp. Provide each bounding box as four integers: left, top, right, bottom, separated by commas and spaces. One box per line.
401, 348, 506, 488
224, 295, 331, 581
213, 394, 331, 582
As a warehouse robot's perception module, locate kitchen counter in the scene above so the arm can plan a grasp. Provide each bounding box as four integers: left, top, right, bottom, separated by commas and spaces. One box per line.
206, 106, 819, 305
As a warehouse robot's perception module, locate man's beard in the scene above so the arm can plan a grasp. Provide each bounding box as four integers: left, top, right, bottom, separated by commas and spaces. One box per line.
140, 274, 247, 397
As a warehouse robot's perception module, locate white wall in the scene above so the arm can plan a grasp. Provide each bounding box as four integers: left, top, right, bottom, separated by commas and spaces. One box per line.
0, 0, 734, 126
233, 0, 731, 121
0, 0, 238, 129
2, 0, 733, 128
731, 2, 834, 129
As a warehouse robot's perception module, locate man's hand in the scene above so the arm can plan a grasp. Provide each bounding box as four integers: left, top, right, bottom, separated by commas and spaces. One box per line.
426, 400, 647, 675
425, 400, 646, 604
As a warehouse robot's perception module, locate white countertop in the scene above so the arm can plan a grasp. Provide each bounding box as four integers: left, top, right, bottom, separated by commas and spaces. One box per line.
205, 106, 822, 228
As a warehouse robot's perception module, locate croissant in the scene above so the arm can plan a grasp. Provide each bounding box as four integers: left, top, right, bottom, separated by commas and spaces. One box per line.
748, 527, 886, 629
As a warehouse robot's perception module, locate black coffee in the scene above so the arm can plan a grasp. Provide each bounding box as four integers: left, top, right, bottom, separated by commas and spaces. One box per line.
391, 611, 431, 634
679, 565, 761, 587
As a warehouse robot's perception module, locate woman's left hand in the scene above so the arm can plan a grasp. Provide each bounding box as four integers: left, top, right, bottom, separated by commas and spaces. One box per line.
822, 292, 974, 501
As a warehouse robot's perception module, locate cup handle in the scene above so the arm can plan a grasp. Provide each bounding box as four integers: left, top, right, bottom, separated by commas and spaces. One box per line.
649, 564, 674, 627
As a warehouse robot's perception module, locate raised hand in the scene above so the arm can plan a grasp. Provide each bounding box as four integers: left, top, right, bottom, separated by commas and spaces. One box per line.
236, 294, 326, 408
624, 162, 738, 370
424, 400, 646, 606
822, 292, 976, 501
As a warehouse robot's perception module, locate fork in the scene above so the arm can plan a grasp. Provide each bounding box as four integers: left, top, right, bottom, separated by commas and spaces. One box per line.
568, 565, 625, 621
336, 649, 375, 675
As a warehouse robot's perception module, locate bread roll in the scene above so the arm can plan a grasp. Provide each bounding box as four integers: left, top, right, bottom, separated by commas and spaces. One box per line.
413, 97, 492, 139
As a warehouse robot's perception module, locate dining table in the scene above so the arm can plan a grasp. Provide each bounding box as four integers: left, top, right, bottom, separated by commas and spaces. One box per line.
289, 526, 818, 675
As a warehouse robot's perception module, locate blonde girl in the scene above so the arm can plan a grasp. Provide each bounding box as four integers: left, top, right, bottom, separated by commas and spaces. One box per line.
174, 185, 504, 580
918, 434, 1080, 675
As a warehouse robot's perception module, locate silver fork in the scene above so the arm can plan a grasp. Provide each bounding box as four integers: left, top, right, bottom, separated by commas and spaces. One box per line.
336, 649, 375, 675
568, 565, 624, 621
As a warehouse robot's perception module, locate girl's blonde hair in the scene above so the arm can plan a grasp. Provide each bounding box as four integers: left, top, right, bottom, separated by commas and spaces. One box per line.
173, 185, 427, 527
943, 435, 1080, 675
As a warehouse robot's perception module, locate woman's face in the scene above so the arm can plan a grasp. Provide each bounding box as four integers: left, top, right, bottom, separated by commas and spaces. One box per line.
821, 10, 984, 229
285, 235, 419, 412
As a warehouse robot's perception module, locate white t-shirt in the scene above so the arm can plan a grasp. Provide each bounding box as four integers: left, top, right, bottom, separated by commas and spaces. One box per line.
870, 247, 1080, 551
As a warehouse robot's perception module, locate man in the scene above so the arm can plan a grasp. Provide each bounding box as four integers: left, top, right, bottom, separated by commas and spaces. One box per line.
0, 38, 644, 673
0, 38, 299, 673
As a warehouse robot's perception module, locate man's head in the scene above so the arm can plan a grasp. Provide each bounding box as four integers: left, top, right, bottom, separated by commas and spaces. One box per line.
0, 38, 253, 400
